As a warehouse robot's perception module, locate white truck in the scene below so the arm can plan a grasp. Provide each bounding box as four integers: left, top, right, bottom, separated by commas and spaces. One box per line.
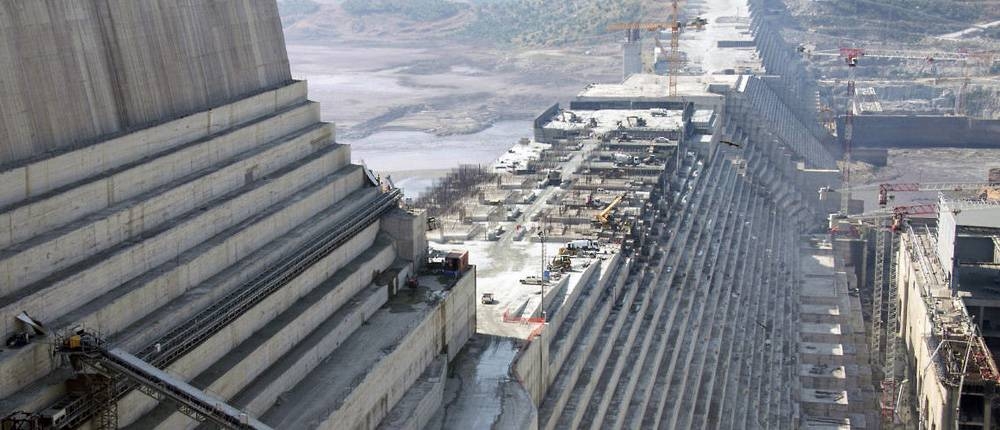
565, 239, 597, 251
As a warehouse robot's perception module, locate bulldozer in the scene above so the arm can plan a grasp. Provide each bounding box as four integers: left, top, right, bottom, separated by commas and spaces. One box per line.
549, 255, 572, 272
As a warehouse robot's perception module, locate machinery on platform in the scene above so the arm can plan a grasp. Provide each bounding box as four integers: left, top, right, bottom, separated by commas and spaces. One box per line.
1, 330, 270, 430
607, 0, 692, 96
874, 182, 998, 206
481, 293, 497, 305
595, 193, 627, 226
549, 255, 572, 272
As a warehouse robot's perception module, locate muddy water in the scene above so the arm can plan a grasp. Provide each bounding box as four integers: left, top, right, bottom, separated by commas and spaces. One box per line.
343, 120, 533, 197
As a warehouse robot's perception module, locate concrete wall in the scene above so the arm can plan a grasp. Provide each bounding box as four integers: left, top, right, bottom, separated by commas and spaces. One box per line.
0, 151, 357, 340
837, 115, 1000, 149
377, 356, 447, 430
0, 0, 292, 165
938, 210, 958, 278
152, 243, 397, 429
898, 233, 955, 430
622, 41, 642, 81
545, 258, 606, 339
0, 102, 322, 251
317, 267, 476, 429
0, 123, 338, 297
381, 209, 428, 265
0, 182, 370, 404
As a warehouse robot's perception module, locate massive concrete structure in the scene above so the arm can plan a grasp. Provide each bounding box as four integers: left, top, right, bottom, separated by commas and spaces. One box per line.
426, 0, 876, 428
835, 115, 1000, 149
0, 1, 292, 165
0, 1, 474, 429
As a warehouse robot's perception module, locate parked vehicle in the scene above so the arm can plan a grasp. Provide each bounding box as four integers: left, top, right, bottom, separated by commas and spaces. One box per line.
520, 276, 545, 285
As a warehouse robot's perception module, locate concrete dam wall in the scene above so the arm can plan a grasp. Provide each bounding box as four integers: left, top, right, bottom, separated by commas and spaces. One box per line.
0, 1, 474, 428
0, 0, 292, 166
836, 115, 1000, 149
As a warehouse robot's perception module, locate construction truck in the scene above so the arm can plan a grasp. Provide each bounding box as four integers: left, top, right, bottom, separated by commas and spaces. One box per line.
612, 152, 638, 166
559, 240, 597, 257
688, 16, 708, 29
481, 293, 497, 305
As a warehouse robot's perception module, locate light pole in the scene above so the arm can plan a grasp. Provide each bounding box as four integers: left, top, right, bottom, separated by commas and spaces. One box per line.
894, 378, 909, 428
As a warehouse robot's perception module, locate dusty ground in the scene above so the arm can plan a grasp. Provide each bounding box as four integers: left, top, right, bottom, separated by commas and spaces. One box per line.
852, 148, 1000, 211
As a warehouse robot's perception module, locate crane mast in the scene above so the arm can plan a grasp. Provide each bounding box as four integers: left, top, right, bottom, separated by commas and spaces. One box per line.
668, 0, 681, 96
840, 48, 863, 216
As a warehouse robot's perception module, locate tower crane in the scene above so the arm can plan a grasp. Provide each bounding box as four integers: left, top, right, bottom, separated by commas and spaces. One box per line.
607, 0, 691, 97
847, 198, 1000, 424
839, 48, 863, 215
810, 48, 970, 62
956, 52, 996, 116
667, 0, 682, 97
607, 22, 671, 74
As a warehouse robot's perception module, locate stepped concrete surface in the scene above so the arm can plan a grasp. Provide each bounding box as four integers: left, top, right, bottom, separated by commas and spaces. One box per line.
431, 0, 866, 428
0, 2, 474, 429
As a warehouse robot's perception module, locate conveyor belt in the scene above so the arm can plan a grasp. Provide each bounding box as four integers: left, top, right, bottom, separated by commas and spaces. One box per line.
52, 188, 402, 428
100, 348, 270, 429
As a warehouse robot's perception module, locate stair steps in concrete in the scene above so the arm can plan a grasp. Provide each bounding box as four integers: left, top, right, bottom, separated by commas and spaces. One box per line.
0, 118, 334, 296
0, 100, 318, 253
135, 239, 396, 428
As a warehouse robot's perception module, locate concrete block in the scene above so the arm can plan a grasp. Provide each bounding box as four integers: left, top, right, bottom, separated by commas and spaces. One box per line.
151, 250, 395, 429
0, 80, 307, 209
381, 209, 428, 264
377, 356, 447, 430
259, 268, 475, 429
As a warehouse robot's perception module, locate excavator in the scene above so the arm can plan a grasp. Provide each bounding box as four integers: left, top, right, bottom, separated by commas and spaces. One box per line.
595, 193, 627, 227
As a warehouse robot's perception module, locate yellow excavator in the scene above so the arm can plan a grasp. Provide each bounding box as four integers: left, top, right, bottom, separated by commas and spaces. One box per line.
595, 193, 626, 226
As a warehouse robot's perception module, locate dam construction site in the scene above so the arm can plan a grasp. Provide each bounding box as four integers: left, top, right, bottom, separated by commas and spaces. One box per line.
1, 0, 999, 429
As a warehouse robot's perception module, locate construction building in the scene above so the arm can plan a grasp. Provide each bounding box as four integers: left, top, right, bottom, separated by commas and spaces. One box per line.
891, 198, 1000, 428
0, 2, 472, 429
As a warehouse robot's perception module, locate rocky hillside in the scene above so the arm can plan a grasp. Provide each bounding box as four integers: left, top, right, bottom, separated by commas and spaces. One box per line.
278, 0, 652, 46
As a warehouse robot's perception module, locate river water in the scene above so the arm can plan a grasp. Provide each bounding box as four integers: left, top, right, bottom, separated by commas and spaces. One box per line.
343, 120, 533, 197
